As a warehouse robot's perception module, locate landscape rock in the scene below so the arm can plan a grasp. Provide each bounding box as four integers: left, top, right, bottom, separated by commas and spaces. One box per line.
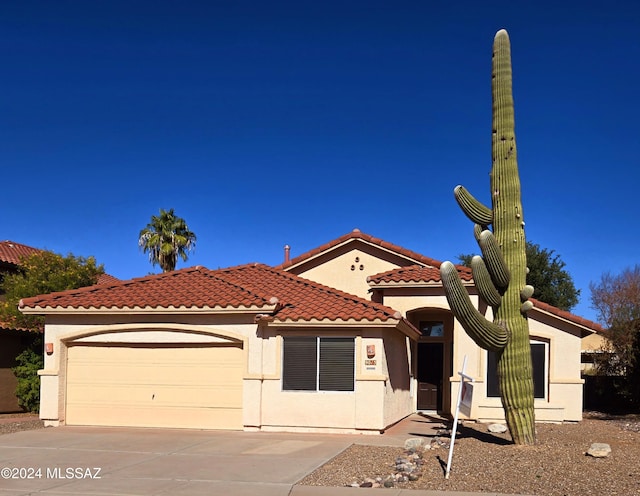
586, 442, 611, 458
404, 437, 426, 450
488, 423, 508, 433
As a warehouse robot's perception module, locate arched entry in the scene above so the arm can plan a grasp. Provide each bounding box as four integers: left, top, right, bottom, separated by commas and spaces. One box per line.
408, 309, 453, 414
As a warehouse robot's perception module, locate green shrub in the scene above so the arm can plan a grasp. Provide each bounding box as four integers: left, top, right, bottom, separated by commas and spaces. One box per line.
12, 339, 43, 413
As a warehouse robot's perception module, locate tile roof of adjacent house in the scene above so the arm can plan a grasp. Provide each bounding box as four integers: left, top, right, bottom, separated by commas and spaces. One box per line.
277, 228, 444, 270
0, 240, 119, 285
95, 273, 121, 285
19, 264, 413, 328
0, 241, 41, 266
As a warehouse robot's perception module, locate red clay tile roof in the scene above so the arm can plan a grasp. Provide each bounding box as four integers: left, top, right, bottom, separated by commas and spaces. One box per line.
368, 264, 473, 284
0, 241, 41, 266
277, 230, 601, 333
277, 228, 443, 270
368, 265, 602, 332
0, 240, 119, 284
19, 264, 409, 326
531, 298, 604, 332
96, 273, 121, 285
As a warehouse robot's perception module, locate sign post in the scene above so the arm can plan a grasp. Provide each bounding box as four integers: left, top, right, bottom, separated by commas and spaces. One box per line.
445, 355, 474, 479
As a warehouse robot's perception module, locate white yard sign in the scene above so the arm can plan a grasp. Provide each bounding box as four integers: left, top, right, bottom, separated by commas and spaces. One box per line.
445, 355, 475, 479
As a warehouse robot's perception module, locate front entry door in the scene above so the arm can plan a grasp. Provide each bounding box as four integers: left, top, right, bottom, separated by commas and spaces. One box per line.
417, 342, 443, 411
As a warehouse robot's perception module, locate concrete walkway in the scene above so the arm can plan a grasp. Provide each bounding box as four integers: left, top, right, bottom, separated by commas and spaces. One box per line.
0, 414, 526, 496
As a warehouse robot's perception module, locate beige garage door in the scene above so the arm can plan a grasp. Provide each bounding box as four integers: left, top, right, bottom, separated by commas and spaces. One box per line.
66, 344, 243, 429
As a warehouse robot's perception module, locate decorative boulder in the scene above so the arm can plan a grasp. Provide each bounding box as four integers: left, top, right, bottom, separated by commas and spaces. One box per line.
404, 438, 426, 450
488, 423, 508, 434
586, 443, 611, 458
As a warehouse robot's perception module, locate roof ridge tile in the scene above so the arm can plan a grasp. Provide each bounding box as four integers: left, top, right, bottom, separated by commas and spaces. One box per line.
276, 229, 443, 270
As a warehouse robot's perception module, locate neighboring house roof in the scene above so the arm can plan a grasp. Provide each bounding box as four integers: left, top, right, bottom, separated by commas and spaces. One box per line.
0, 240, 41, 266
19, 264, 418, 334
96, 273, 121, 285
0, 240, 119, 285
0, 240, 120, 333
277, 228, 444, 270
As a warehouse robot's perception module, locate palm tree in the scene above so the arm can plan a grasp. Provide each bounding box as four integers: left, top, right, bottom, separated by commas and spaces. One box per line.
138, 208, 196, 272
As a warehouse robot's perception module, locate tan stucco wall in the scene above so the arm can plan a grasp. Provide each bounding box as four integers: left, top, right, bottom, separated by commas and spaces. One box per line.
38, 314, 412, 433
451, 313, 585, 423
39, 316, 253, 427
258, 330, 413, 433
381, 332, 413, 427
582, 331, 608, 352
381, 290, 586, 423
291, 247, 410, 300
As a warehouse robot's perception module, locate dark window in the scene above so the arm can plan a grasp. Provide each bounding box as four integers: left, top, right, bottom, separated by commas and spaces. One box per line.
283, 337, 354, 392
419, 321, 444, 337
487, 342, 547, 399
530, 342, 546, 399
282, 337, 317, 391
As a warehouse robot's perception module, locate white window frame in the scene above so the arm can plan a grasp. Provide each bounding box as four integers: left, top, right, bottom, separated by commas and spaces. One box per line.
486, 338, 549, 400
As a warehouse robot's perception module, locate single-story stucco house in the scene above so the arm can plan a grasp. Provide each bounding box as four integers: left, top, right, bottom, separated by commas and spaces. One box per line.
19, 229, 603, 433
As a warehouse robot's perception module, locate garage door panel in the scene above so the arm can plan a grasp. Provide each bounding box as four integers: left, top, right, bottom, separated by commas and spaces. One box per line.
66, 405, 242, 429
67, 363, 243, 385
66, 344, 243, 430
67, 384, 243, 408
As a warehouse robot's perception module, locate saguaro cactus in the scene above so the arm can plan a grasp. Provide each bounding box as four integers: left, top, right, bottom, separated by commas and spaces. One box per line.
440, 29, 536, 445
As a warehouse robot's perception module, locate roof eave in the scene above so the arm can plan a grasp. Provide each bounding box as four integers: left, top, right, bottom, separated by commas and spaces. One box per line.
19, 305, 278, 316
368, 281, 472, 289
530, 307, 598, 337
285, 238, 427, 272
269, 318, 397, 327
267, 317, 421, 340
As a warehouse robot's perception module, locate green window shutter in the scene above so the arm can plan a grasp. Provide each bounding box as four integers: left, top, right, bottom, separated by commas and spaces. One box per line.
283, 337, 317, 391
319, 338, 354, 392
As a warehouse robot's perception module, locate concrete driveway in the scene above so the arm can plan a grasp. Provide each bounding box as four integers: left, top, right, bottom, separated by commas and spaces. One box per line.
0, 424, 369, 495
0, 414, 466, 496
0, 416, 527, 496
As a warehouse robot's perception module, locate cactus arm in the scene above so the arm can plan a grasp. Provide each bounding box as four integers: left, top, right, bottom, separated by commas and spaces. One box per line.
454, 185, 493, 226
471, 255, 502, 307
440, 261, 508, 352
473, 224, 484, 242
478, 230, 511, 289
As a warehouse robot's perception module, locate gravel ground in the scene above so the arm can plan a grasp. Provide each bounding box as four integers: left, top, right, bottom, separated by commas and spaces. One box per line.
0, 413, 45, 435
299, 411, 640, 496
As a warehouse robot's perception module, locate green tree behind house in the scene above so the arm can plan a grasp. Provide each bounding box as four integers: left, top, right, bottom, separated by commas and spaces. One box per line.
0, 251, 104, 332
458, 241, 580, 311
0, 250, 104, 412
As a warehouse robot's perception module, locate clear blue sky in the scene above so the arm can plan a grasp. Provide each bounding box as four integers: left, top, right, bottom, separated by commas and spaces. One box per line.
3, 1, 639, 324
